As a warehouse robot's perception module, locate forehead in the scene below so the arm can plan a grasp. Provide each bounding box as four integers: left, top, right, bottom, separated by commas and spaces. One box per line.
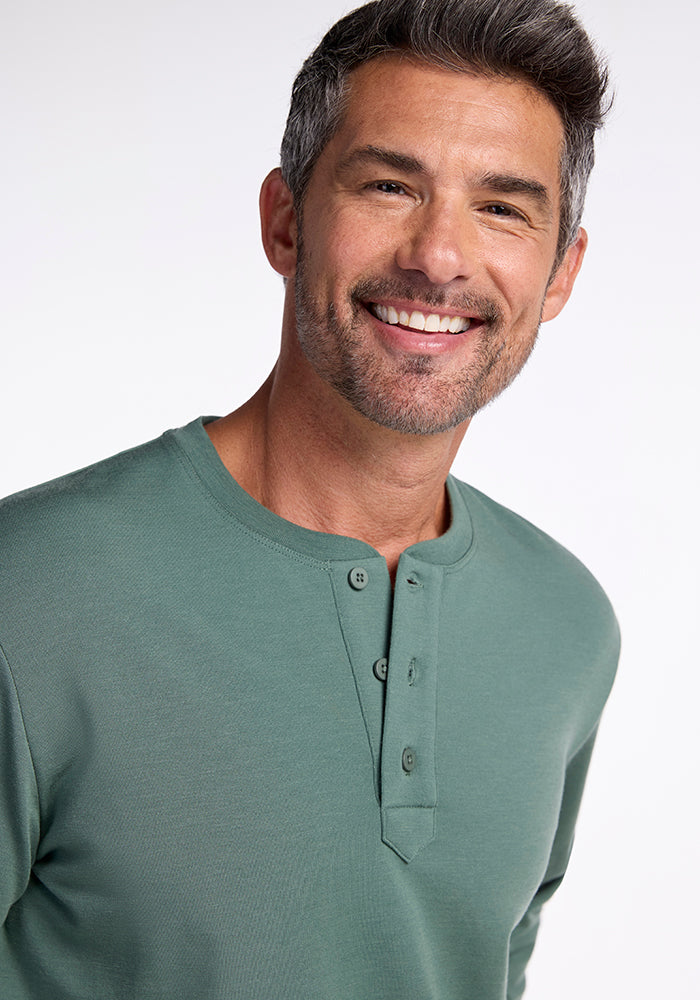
323, 55, 564, 188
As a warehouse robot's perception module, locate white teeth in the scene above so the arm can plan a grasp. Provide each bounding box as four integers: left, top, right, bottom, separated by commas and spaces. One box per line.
371, 303, 470, 334
409, 310, 426, 331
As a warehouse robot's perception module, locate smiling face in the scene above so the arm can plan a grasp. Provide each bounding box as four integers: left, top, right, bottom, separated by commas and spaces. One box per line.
263, 56, 586, 435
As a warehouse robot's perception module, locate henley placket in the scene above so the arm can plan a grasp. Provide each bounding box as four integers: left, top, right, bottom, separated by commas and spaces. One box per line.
331, 553, 443, 863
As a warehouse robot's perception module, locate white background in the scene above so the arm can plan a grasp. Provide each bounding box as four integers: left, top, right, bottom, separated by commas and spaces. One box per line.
1, 1, 698, 996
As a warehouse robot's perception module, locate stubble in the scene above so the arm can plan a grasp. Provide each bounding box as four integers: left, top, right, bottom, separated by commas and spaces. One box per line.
293, 250, 542, 436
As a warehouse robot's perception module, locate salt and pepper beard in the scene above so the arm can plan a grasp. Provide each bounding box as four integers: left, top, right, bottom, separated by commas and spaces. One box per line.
292, 239, 543, 437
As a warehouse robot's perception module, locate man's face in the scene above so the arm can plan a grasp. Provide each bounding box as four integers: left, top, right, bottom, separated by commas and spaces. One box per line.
281, 57, 584, 435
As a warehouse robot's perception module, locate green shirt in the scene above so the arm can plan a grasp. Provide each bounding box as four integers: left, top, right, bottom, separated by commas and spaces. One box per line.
0, 417, 619, 999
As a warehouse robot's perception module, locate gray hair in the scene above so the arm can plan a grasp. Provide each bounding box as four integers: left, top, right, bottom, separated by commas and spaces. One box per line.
280, 0, 611, 264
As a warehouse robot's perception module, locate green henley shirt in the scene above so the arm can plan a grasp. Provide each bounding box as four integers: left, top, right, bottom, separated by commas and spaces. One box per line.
0, 416, 619, 999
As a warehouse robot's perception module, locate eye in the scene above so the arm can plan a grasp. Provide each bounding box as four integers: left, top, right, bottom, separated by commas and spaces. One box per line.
370, 180, 408, 196
483, 203, 525, 221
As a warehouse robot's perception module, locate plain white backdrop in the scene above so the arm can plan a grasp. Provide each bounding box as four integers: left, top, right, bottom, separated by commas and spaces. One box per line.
2, 1, 698, 995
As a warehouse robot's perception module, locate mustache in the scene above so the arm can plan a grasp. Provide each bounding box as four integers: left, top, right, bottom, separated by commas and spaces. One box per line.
350, 277, 503, 327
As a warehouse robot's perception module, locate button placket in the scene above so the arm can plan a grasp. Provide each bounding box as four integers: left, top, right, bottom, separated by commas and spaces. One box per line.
380, 559, 442, 863
329, 558, 393, 800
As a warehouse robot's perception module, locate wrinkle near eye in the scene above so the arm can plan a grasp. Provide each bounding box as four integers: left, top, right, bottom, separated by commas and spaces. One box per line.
479, 202, 534, 228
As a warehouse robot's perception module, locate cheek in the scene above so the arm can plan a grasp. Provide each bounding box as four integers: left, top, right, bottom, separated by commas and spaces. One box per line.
484, 243, 552, 317
332, 204, 401, 267
304, 213, 360, 279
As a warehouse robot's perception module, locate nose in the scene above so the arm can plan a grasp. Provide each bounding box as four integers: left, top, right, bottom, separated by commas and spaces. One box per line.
395, 196, 477, 286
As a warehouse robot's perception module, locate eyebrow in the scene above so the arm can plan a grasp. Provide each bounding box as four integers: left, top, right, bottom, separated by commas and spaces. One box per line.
476, 171, 552, 213
336, 145, 553, 215
336, 145, 426, 176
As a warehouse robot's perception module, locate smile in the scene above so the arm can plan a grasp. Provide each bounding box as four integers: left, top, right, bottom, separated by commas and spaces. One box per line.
368, 302, 471, 334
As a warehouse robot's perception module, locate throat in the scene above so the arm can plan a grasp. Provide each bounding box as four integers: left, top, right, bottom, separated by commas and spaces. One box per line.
205, 370, 459, 560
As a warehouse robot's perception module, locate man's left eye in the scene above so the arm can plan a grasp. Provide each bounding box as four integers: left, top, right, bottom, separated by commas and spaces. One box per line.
373, 181, 407, 195
484, 203, 521, 218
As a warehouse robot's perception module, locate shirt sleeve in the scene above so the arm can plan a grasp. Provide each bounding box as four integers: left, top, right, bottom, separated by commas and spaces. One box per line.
0, 644, 40, 925
506, 728, 598, 1000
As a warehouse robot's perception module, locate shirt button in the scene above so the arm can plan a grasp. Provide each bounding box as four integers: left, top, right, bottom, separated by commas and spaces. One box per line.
373, 657, 388, 681
348, 567, 369, 590
401, 747, 416, 773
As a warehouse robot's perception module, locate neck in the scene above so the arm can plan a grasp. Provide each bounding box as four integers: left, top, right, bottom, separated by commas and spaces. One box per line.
207, 383, 467, 580
206, 349, 469, 580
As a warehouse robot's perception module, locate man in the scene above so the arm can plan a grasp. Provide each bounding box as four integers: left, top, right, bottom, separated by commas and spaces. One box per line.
0, 0, 619, 997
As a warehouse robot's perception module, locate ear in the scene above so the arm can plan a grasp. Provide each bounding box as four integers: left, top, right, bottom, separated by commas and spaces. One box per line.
259, 168, 298, 278
541, 227, 588, 322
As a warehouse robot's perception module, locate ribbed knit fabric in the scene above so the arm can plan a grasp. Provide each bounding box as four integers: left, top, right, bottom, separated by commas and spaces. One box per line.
0, 417, 619, 999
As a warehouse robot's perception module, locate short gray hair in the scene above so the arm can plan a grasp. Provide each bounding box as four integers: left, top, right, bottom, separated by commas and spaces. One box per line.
280, 0, 611, 263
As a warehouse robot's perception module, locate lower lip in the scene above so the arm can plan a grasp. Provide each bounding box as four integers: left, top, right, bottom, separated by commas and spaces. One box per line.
364, 306, 476, 355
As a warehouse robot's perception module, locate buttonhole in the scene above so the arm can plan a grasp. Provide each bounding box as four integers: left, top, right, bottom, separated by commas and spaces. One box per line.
408, 658, 417, 686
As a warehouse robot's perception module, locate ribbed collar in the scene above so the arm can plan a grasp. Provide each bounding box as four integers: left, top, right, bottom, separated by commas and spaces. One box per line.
169, 416, 474, 568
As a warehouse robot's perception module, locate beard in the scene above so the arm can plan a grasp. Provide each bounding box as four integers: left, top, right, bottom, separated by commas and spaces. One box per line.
293, 249, 542, 437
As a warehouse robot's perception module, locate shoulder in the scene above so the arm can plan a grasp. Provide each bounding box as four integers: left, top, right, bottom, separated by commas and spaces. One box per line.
453, 474, 612, 586
451, 474, 620, 650
0, 431, 191, 630
449, 477, 620, 724
0, 429, 184, 547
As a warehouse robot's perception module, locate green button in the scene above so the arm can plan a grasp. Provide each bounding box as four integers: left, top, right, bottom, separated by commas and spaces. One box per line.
373, 657, 388, 681
348, 567, 369, 590
401, 747, 416, 773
